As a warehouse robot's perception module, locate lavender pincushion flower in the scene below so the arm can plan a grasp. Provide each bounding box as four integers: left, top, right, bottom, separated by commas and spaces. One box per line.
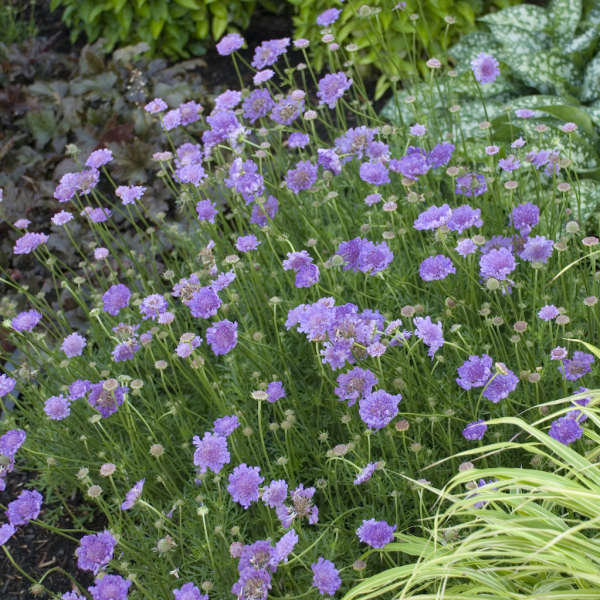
243, 89, 275, 124
88, 574, 131, 600
13, 232, 49, 255
548, 415, 583, 445
560, 351, 594, 381
455, 173, 486, 197
76, 530, 117, 573
236, 234, 261, 253
354, 462, 377, 485
356, 518, 396, 548
232, 568, 271, 600
0, 429, 26, 457
447, 205, 482, 233
0, 523, 15, 546
413, 316, 444, 358
287, 132, 310, 148
463, 419, 488, 441
480, 248, 516, 282
185, 286, 221, 319
102, 284, 131, 316
88, 382, 128, 418
273, 529, 298, 565
206, 320, 238, 355
0, 374, 16, 398
456, 354, 493, 390
6, 489, 43, 526
538, 305, 559, 321
121, 479, 144, 510
238, 540, 276, 573
115, 185, 145, 205
359, 390, 401, 430
12, 310, 42, 332
213, 415, 240, 437
316, 8, 341, 26
413, 204, 451, 230
250, 195, 278, 226
359, 160, 390, 185
266, 381, 286, 403
86, 149, 113, 168
335, 367, 378, 406
482, 368, 518, 403
285, 160, 318, 193
471, 52, 500, 84
419, 255, 456, 281
61, 332, 87, 358
317, 72, 352, 109
44, 394, 71, 420
511, 202, 539, 236
216, 32, 244, 55
519, 235, 554, 263
261, 480, 288, 508
173, 582, 207, 600
196, 199, 217, 223
251, 38, 289, 69
228, 464, 264, 509
311, 557, 341, 596
193, 432, 230, 474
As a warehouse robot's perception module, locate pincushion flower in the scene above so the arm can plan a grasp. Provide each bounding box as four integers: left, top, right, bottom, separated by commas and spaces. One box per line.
121, 479, 145, 510
193, 432, 230, 474
356, 518, 396, 548
471, 52, 500, 84
311, 558, 341, 596
76, 530, 117, 573
216, 32, 244, 55
228, 464, 264, 509
317, 72, 352, 109
6, 489, 42, 526
359, 390, 401, 430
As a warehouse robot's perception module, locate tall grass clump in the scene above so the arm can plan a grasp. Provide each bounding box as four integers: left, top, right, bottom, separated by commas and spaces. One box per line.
344, 385, 600, 599
0, 4, 599, 599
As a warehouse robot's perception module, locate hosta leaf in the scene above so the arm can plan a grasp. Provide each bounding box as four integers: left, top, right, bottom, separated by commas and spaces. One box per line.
581, 53, 600, 103
479, 5, 550, 31
448, 31, 500, 72
548, 0, 582, 42
488, 24, 552, 54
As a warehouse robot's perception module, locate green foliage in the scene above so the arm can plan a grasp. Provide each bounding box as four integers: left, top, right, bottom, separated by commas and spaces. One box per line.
382, 0, 600, 225
49, 0, 257, 58
344, 386, 600, 600
289, 0, 521, 100
0, 0, 37, 44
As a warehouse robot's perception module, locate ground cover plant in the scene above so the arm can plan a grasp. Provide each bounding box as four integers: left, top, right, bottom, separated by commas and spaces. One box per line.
0, 3, 599, 599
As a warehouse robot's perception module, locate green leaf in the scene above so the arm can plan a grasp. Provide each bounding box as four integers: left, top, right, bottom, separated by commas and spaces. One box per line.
574, 180, 600, 224
488, 24, 552, 54
174, 0, 200, 8
581, 53, 600, 103
479, 5, 550, 31
25, 110, 57, 149
211, 15, 228, 40
563, 24, 600, 56
150, 19, 164, 39
533, 104, 596, 137
548, 0, 582, 42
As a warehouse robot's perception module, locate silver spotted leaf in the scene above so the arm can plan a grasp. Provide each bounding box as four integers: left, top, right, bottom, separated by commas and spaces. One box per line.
548, 0, 582, 43
573, 179, 600, 225
581, 53, 600, 103
488, 24, 552, 54
479, 4, 550, 31
563, 25, 600, 57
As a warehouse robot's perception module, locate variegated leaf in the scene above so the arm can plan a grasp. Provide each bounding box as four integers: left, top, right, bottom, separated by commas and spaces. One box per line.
548, 0, 582, 42
488, 24, 552, 54
479, 5, 550, 31
563, 25, 600, 57
581, 53, 600, 103
573, 179, 600, 225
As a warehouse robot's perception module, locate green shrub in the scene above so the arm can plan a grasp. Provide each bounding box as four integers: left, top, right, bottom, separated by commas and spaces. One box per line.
49, 0, 257, 58
289, 0, 521, 99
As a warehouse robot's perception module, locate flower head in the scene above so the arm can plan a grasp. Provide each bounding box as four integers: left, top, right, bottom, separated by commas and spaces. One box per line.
471, 52, 500, 84
359, 390, 401, 430
88, 574, 131, 600
311, 557, 341, 596
356, 518, 396, 548
121, 479, 145, 510
193, 432, 230, 474
76, 530, 117, 573
228, 464, 264, 509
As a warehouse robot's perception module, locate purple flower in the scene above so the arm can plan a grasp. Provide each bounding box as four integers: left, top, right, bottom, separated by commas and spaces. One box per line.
76, 530, 117, 574
295, 263, 320, 288
250, 195, 279, 227
243, 89, 275, 124
317, 148, 342, 175
413, 316, 444, 358
409, 123, 426, 136
483, 369, 518, 403
236, 234, 260, 253
121, 479, 144, 510
53, 172, 80, 202
173, 582, 207, 600
0, 374, 16, 398
498, 155, 520, 172
261, 480, 288, 508
519, 235, 554, 263
389, 151, 430, 181
69, 379, 91, 400
88, 574, 131, 600
334, 126, 377, 160
254, 69, 275, 85
232, 568, 271, 600
359, 390, 401, 430
238, 540, 276, 573
6, 489, 42, 526
515, 108, 535, 119
51, 210, 73, 226
311, 557, 341, 596
336, 237, 393, 275
285, 160, 318, 194
354, 462, 377, 485
456, 239, 477, 257
0, 429, 26, 458
185, 286, 221, 319
139, 294, 168, 321
196, 199, 217, 223
548, 415, 583, 445
551, 346, 568, 361
88, 381, 128, 418
162, 108, 181, 130
511, 202, 539, 236
216, 32, 244, 55
447, 205, 483, 233
102, 284, 131, 316
225, 158, 264, 204
86, 149, 113, 169
538, 305, 559, 321
13, 232, 49, 255
480, 248, 516, 281
419, 255, 456, 281
462, 419, 488, 441
317, 72, 352, 109
252, 38, 289, 69
356, 518, 396, 548
288, 132, 310, 148
455, 173, 487, 197
215, 89, 242, 110
413, 204, 451, 230
12, 310, 42, 332
560, 352, 594, 381
213, 415, 240, 437
228, 464, 264, 509
429, 142, 454, 167
359, 161, 389, 185
115, 185, 145, 205
44, 394, 71, 420
144, 98, 167, 113
335, 367, 378, 406
206, 320, 238, 355
471, 52, 500, 84
273, 529, 298, 565
365, 193, 382, 206
193, 432, 230, 474
317, 8, 341, 26
457, 355, 493, 390
266, 381, 285, 403
0, 523, 15, 546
